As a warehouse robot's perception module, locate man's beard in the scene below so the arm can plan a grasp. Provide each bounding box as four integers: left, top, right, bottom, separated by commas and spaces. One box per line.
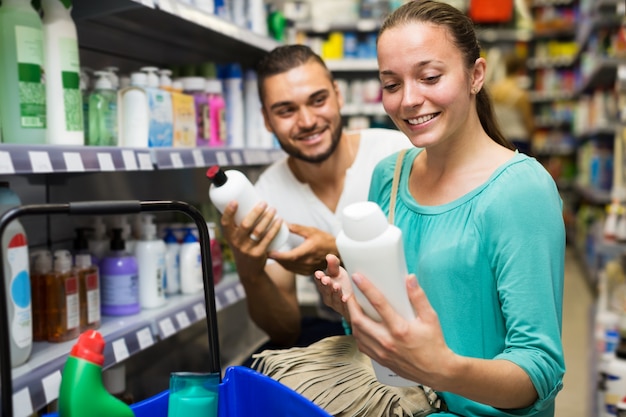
279, 124, 343, 164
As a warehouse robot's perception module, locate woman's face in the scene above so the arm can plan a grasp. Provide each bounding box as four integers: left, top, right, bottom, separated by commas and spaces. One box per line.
377, 22, 480, 150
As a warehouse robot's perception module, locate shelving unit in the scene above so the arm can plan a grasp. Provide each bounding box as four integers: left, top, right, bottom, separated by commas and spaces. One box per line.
0, 1, 281, 415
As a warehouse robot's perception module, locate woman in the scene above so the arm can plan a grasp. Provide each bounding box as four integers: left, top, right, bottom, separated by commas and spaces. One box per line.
314, 1, 565, 416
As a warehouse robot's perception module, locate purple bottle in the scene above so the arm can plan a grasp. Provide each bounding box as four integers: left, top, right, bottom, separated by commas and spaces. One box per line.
182, 76, 210, 147
99, 228, 140, 316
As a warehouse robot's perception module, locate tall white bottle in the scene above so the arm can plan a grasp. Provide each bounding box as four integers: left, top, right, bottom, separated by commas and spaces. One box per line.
206, 165, 289, 251
179, 228, 202, 294
163, 227, 181, 295
135, 215, 166, 308
41, 0, 84, 145
336, 201, 416, 387
118, 72, 149, 147
0, 182, 32, 367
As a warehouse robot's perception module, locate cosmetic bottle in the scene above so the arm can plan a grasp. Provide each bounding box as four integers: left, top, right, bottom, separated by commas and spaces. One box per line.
135, 214, 167, 309
30, 249, 52, 342
0, 182, 32, 366
179, 228, 202, 294
47, 249, 80, 343
99, 228, 140, 316
207, 166, 289, 252
164, 227, 181, 295
73, 228, 100, 331
336, 201, 416, 386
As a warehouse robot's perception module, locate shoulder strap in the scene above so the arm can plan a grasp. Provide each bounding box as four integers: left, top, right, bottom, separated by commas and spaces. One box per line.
388, 149, 407, 225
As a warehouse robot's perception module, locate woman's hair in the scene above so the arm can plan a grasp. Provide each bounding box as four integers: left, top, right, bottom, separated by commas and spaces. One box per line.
378, 0, 515, 150
255, 44, 334, 105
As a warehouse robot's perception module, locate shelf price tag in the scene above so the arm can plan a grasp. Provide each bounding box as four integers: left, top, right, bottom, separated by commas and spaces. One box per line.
42, 370, 62, 403
192, 149, 205, 167
122, 150, 138, 170
13, 387, 33, 417
63, 152, 85, 172
136, 327, 155, 350
97, 153, 116, 171
159, 317, 176, 338
0, 151, 15, 174
112, 338, 130, 362
215, 151, 228, 166
229, 151, 243, 166
28, 151, 53, 173
176, 311, 191, 329
193, 303, 206, 320
170, 152, 184, 168
224, 287, 238, 305
137, 152, 154, 170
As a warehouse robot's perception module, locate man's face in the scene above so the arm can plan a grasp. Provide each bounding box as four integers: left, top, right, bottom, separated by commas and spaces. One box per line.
261, 61, 344, 163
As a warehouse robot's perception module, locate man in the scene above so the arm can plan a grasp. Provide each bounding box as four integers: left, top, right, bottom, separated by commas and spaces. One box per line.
219, 44, 410, 349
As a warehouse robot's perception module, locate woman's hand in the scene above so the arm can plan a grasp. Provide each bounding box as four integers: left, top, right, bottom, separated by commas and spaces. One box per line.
313, 254, 351, 320
346, 272, 455, 390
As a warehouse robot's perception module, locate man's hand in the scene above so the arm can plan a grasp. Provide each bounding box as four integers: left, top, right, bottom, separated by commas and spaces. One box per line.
267, 223, 339, 276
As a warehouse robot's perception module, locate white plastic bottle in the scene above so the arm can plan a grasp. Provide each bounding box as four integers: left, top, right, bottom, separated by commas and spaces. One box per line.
118, 71, 149, 147
206, 165, 289, 252
41, 0, 84, 145
179, 228, 202, 294
219, 63, 244, 148
141, 66, 173, 147
336, 201, 416, 387
135, 215, 167, 309
88, 216, 109, 261
0, 182, 32, 367
163, 227, 181, 295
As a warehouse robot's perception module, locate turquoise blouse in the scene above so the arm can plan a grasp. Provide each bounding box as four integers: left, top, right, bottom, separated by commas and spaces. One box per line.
369, 149, 565, 417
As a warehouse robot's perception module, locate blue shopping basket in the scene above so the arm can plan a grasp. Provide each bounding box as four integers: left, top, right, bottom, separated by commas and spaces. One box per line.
0, 201, 331, 417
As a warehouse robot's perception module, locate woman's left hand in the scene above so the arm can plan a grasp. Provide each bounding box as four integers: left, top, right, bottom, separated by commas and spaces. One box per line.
346, 272, 455, 389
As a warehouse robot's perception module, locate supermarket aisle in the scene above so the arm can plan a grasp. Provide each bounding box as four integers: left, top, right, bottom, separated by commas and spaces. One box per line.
555, 247, 594, 417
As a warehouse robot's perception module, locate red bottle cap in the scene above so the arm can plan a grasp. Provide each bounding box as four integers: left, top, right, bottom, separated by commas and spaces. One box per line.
69, 330, 105, 366
206, 165, 227, 186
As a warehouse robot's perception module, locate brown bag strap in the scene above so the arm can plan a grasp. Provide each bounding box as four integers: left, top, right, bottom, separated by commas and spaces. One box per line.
388, 149, 407, 225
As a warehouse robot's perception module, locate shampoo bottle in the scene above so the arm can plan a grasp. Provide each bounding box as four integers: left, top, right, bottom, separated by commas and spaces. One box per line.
47, 249, 81, 343
99, 228, 140, 316
0, 0, 46, 144
118, 71, 149, 147
41, 0, 84, 145
207, 222, 223, 285
30, 249, 52, 341
0, 182, 32, 367
141, 66, 173, 147
135, 214, 167, 309
163, 227, 181, 295
205, 79, 226, 147
73, 228, 101, 331
87, 70, 118, 146
58, 330, 134, 417
219, 63, 244, 148
182, 76, 210, 147
336, 201, 416, 387
207, 166, 289, 252
179, 228, 202, 294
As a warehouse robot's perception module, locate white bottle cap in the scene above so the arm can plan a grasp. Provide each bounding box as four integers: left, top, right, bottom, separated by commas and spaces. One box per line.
130, 72, 148, 88
141, 214, 157, 240
93, 71, 113, 90
140, 66, 160, 88
53, 250, 73, 273
181, 76, 206, 93
159, 69, 173, 87
171, 80, 184, 92
341, 201, 388, 241
205, 79, 223, 95
30, 250, 52, 274
103, 66, 120, 89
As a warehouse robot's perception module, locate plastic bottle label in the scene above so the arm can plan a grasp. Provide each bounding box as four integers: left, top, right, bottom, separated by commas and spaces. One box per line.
7, 232, 32, 348
15, 26, 46, 129
65, 276, 80, 330
85, 271, 101, 324
101, 273, 139, 306
59, 38, 83, 131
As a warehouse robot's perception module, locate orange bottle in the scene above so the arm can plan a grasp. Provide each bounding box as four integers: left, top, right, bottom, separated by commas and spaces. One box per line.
47, 250, 80, 342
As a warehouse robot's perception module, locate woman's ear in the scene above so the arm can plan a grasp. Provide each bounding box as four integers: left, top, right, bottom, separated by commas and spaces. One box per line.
471, 57, 487, 94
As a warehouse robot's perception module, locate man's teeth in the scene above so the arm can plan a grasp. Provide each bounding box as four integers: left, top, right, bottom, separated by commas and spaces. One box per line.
408, 114, 435, 125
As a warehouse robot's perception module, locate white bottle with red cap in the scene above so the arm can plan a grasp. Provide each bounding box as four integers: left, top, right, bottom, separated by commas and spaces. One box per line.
206, 165, 289, 252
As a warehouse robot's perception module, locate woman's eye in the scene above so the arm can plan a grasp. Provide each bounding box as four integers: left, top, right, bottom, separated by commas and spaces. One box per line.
382, 83, 399, 92
423, 75, 442, 83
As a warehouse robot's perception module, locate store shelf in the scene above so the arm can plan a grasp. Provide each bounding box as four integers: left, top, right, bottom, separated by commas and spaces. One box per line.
10, 274, 245, 417
294, 19, 379, 34
0, 145, 285, 175
72, 0, 280, 70
578, 57, 622, 95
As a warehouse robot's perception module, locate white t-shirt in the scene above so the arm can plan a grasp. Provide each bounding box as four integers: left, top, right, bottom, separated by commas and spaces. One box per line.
254, 128, 412, 318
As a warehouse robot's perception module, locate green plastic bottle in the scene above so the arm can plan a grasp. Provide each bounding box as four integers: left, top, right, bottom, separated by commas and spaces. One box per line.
58, 330, 134, 417
0, 0, 47, 144
87, 71, 118, 146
